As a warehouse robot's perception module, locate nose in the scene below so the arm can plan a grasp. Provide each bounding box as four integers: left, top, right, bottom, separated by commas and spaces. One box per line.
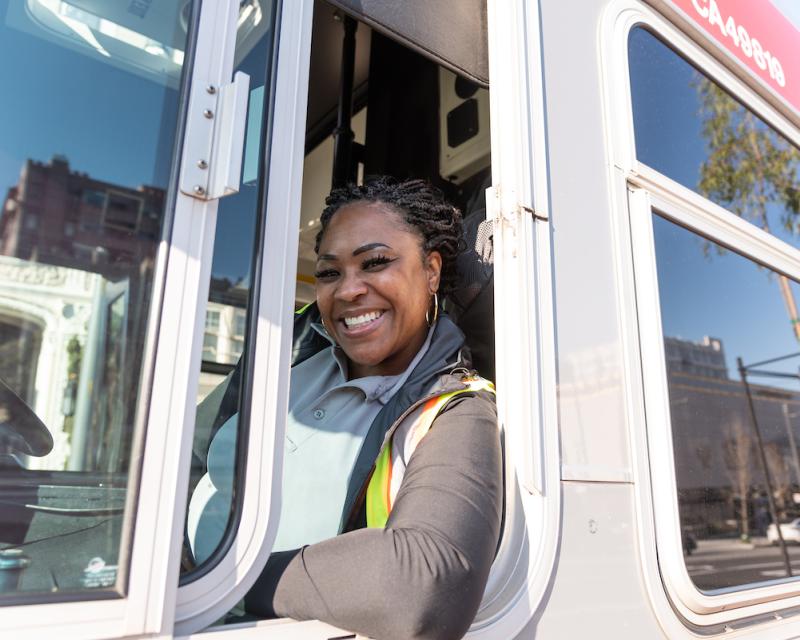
334, 269, 368, 302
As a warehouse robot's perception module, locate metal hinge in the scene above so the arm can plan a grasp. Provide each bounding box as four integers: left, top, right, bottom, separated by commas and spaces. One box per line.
486, 186, 547, 223
180, 71, 250, 201
518, 203, 548, 222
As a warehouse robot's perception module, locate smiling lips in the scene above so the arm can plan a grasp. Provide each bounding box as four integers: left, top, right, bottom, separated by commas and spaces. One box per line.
342, 310, 385, 332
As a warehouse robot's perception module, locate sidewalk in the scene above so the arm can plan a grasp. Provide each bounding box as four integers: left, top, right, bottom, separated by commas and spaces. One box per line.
695, 537, 773, 552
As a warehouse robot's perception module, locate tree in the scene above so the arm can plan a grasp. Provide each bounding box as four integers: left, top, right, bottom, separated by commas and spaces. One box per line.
765, 442, 792, 518
695, 75, 800, 338
696, 76, 800, 234
723, 416, 753, 539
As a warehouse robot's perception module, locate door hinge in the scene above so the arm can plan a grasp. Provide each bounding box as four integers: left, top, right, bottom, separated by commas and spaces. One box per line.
180, 71, 250, 201
486, 186, 547, 223
518, 203, 548, 222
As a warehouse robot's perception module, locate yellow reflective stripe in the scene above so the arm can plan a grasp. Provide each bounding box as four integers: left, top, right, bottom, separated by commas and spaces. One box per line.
365, 377, 495, 529
295, 302, 313, 315
366, 440, 392, 528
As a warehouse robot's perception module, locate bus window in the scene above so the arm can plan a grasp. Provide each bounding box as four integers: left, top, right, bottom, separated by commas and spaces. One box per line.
0, 0, 189, 600
652, 213, 800, 591
628, 27, 800, 593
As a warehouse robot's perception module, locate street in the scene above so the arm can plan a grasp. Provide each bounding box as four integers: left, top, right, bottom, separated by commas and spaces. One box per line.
687, 538, 800, 590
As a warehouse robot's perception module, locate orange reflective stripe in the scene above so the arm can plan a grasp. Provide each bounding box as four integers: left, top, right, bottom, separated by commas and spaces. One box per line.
365, 377, 495, 529
410, 396, 440, 450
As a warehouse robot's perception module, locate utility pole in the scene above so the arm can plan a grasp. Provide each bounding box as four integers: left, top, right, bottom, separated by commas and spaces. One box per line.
778, 275, 800, 342
738, 357, 793, 577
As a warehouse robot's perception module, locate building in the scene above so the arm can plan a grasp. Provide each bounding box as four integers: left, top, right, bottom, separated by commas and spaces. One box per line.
0, 155, 164, 280
664, 334, 728, 379
665, 336, 800, 537
0, 156, 165, 472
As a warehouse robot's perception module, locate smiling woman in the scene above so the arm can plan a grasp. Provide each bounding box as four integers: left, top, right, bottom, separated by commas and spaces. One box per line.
236, 177, 502, 639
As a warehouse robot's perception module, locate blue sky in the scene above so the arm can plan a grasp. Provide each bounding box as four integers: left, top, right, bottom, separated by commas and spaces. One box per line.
771, 0, 800, 29
0, 4, 180, 193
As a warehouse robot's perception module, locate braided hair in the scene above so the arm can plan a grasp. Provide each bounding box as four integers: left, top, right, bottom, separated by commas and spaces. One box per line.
315, 177, 465, 297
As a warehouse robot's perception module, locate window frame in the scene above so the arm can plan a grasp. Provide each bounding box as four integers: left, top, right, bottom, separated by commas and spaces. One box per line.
602, 0, 800, 630
0, 0, 233, 638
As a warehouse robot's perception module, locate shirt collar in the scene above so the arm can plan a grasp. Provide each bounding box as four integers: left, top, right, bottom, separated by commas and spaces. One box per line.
310, 320, 436, 404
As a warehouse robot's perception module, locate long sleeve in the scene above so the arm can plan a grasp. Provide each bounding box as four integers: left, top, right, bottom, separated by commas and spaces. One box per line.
244, 392, 502, 640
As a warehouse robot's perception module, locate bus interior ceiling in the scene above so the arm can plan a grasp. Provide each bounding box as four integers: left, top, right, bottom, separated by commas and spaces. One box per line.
296, 0, 492, 306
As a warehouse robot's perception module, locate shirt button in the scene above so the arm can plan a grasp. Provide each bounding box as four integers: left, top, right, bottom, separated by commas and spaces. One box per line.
313, 408, 325, 420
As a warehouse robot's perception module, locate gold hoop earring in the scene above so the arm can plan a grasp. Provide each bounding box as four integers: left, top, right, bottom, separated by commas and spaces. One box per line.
425, 292, 439, 327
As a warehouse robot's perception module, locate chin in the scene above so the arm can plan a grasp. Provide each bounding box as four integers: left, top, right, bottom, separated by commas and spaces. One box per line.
344, 346, 389, 371
348, 352, 385, 369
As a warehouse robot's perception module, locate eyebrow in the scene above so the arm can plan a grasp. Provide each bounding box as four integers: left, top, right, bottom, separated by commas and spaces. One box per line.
317, 242, 392, 262
353, 242, 391, 256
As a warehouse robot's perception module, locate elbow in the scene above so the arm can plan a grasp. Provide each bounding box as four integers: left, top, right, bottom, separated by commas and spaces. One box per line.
378, 538, 488, 640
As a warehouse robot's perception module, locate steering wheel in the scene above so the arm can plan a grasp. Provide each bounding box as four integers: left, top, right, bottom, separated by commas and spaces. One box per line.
0, 377, 52, 457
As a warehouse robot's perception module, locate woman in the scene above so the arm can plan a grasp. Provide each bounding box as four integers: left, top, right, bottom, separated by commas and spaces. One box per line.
195, 178, 502, 640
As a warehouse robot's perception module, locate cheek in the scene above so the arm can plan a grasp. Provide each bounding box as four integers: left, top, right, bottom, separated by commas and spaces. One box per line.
393, 275, 431, 322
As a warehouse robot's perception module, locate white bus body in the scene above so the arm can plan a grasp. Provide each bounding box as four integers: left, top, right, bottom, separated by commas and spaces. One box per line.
1, 0, 800, 638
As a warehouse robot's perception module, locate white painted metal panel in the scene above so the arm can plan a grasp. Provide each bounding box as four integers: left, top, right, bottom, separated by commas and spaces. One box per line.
528, 481, 667, 638
539, 0, 634, 485
467, 0, 561, 637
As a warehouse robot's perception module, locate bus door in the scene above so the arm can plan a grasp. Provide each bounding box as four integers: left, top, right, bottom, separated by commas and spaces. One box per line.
0, 1, 257, 638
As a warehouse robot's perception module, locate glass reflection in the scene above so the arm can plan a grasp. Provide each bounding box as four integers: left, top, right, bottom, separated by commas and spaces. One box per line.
0, 0, 188, 599
654, 213, 800, 590
629, 27, 800, 249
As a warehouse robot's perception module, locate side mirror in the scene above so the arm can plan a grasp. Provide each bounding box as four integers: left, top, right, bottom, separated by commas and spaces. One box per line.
0, 377, 52, 458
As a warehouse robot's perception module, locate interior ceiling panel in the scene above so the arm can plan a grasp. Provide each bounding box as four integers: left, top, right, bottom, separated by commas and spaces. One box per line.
327, 0, 489, 86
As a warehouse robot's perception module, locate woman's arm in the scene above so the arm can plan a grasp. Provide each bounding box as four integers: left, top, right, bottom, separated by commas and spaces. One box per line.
244, 392, 502, 640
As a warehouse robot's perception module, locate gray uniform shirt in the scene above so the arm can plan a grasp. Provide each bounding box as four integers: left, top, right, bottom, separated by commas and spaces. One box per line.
274, 323, 433, 550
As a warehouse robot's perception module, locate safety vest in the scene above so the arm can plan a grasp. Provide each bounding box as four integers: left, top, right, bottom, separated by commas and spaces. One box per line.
366, 377, 495, 529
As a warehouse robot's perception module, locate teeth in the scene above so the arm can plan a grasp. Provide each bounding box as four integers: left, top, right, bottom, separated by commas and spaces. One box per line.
344, 311, 382, 328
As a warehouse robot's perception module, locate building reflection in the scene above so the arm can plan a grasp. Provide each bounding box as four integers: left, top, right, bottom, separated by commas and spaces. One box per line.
667, 335, 800, 543
0, 155, 163, 277
0, 156, 165, 473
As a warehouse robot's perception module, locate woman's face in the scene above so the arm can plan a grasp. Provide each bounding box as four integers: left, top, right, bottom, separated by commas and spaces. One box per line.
314, 202, 442, 379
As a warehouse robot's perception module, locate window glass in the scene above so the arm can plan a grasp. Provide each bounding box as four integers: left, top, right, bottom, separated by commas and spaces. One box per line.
0, 0, 190, 600
629, 27, 800, 248
183, 0, 278, 577
654, 212, 800, 591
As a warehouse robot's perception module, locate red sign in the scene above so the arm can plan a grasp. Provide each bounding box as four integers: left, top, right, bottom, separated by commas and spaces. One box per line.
667, 0, 800, 115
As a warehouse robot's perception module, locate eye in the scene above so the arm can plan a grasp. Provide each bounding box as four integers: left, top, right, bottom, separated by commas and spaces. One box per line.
362, 255, 395, 271
313, 268, 339, 281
